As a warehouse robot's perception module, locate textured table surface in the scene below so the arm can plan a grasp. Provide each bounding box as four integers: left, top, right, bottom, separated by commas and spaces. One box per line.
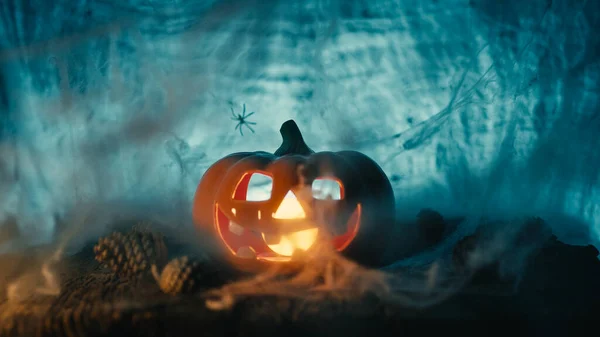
1, 226, 599, 337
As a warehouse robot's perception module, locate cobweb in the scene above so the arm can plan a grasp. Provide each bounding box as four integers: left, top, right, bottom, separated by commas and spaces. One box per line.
0, 0, 599, 307
204, 245, 465, 311
201, 212, 549, 311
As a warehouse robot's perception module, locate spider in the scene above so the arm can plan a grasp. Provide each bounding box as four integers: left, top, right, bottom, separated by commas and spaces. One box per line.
230, 103, 256, 136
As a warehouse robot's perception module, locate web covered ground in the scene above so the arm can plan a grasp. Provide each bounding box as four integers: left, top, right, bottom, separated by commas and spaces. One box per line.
0, 2, 599, 335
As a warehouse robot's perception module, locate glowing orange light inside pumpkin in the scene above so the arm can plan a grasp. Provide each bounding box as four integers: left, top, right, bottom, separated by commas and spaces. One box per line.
265, 190, 318, 256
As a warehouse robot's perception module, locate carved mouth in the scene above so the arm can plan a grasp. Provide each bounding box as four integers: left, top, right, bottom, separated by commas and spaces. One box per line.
214, 203, 361, 262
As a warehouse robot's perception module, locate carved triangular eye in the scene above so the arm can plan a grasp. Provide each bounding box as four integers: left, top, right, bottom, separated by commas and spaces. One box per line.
273, 191, 306, 219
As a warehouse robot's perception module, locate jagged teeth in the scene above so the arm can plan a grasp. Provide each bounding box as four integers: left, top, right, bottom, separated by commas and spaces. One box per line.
236, 246, 256, 259
228, 221, 244, 236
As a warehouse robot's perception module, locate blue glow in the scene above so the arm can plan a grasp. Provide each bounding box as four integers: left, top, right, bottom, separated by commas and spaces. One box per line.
0, 0, 598, 252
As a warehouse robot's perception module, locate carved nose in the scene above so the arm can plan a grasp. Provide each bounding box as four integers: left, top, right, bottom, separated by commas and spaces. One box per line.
272, 190, 306, 219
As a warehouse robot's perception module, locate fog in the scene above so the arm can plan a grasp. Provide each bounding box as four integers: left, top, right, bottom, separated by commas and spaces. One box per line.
0, 0, 598, 307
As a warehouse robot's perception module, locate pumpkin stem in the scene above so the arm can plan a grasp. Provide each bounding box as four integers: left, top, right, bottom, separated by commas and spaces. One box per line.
274, 120, 315, 156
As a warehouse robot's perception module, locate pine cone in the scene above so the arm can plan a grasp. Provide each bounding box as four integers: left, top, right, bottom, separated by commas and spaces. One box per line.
94, 228, 168, 278
152, 256, 223, 295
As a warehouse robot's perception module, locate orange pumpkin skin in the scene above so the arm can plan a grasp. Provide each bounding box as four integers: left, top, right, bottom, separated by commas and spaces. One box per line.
192, 120, 395, 272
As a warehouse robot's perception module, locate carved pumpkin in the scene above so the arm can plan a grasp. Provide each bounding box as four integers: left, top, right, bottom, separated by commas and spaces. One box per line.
192, 120, 395, 271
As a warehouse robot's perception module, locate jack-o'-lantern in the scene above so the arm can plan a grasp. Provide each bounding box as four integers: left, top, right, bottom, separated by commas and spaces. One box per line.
192, 120, 395, 272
